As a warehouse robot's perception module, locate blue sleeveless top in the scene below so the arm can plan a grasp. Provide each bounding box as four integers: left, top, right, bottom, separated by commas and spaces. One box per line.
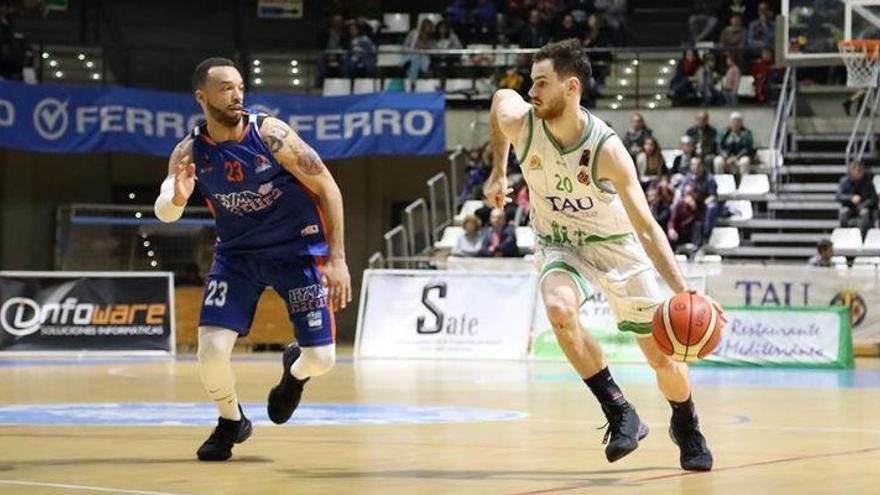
191, 113, 329, 259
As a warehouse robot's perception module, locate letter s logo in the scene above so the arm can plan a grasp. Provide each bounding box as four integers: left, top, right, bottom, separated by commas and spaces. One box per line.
416, 282, 446, 334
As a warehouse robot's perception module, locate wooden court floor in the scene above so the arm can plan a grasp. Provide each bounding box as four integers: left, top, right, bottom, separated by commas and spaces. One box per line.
1, 351, 880, 495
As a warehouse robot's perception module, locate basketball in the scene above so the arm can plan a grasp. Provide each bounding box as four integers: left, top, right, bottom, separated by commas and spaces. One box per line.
651, 292, 723, 363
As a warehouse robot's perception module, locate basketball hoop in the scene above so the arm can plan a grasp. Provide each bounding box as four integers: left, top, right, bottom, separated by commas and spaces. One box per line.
838, 40, 880, 88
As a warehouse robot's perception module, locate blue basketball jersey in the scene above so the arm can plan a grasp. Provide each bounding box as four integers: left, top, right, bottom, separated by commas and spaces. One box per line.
190, 113, 328, 258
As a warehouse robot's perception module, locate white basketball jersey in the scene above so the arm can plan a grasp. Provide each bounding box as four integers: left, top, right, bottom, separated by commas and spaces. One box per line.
514, 107, 635, 249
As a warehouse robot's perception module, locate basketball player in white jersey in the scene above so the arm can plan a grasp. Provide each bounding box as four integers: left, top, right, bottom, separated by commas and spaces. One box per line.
485, 39, 722, 471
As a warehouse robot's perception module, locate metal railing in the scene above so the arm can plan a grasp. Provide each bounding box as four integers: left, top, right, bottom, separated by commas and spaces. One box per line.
404, 198, 432, 256
427, 172, 453, 244
845, 85, 880, 165
768, 66, 796, 190
447, 145, 468, 211
383, 224, 409, 269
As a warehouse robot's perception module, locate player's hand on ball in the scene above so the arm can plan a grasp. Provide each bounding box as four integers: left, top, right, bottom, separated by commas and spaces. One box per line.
691, 290, 727, 327
483, 173, 513, 209
173, 159, 196, 206
322, 257, 352, 310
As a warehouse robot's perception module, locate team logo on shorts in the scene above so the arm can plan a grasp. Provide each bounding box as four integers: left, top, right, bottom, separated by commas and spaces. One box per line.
254, 154, 271, 173
577, 167, 590, 186
528, 155, 542, 171
306, 310, 323, 329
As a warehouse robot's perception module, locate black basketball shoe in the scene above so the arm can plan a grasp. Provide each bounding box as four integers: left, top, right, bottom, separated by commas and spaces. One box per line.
196, 406, 252, 461
600, 402, 650, 462
267, 344, 309, 424
669, 417, 714, 471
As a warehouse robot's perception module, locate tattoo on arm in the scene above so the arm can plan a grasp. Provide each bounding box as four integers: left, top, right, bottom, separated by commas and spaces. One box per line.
264, 121, 290, 154
292, 142, 325, 176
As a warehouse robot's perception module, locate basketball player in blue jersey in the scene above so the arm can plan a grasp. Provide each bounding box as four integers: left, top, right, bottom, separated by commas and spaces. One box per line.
154, 57, 351, 461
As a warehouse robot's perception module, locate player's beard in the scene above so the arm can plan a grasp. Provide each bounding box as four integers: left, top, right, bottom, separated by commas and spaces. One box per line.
205, 100, 242, 127
534, 94, 566, 121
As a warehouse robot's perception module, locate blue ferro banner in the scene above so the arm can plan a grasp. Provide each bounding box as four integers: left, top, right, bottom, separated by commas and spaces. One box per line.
0, 80, 445, 160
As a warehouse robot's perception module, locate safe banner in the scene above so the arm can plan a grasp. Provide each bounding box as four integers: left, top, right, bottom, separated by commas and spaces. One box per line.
0, 272, 175, 354
0, 80, 445, 160
356, 270, 537, 360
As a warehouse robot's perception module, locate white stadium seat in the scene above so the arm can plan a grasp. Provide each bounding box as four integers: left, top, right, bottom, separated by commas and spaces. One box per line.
715, 174, 736, 198
864, 228, 880, 253
454, 200, 484, 225
737, 75, 756, 97
853, 256, 880, 267
414, 78, 441, 92
831, 227, 862, 255
352, 78, 379, 94
434, 226, 464, 250
322, 78, 350, 96
383, 13, 410, 33
707, 227, 740, 252
377, 44, 404, 67
734, 174, 770, 199
724, 199, 753, 223
515, 227, 535, 254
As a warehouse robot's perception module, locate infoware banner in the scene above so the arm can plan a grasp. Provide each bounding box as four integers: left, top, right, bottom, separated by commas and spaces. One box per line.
0, 80, 445, 160
0, 271, 175, 354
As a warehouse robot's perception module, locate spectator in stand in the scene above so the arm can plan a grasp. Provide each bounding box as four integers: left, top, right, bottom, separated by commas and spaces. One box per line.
715, 111, 755, 178
452, 215, 484, 257
681, 156, 720, 242
553, 13, 583, 41
649, 172, 676, 205
750, 47, 777, 103
687, 111, 720, 163
596, 0, 628, 44
583, 12, 612, 49
667, 183, 704, 250
323, 14, 345, 50
689, 1, 719, 42
434, 20, 463, 73
719, 14, 747, 49
447, 0, 471, 43
669, 48, 701, 104
718, 0, 758, 27
403, 19, 435, 88
720, 51, 742, 105
747, 2, 775, 50
836, 161, 877, 234
517, 9, 552, 48
673, 135, 697, 178
694, 53, 723, 106
472, 0, 499, 43
636, 136, 667, 186
342, 22, 376, 77
622, 112, 653, 158
537, 0, 566, 25
479, 208, 520, 257
647, 185, 673, 230
807, 239, 835, 267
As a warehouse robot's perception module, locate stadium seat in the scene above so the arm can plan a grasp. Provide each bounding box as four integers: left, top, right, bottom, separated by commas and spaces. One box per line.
831, 256, 848, 269
831, 227, 863, 255
734, 174, 770, 199
724, 199, 753, 223
454, 200, 484, 225
853, 256, 880, 267
352, 79, 380, 94
464, 43, 493, 66
434, 226, 464, 250
874, 175, 880, 195
661, 149, 681, 168
383, 13, 410, 33
414, 78, 441, 92
674, 254, 688, 263
864, 228, 880, 254
756, 148, 779, 168
377, 45, 404, 67
715, 174, 736, 198
383, 78, 411, 92
416, 13, 443, 26
706, 227, 740, 252
322, 78, 351, 96
737, 75, 756, 98
515, 226, 535, 254
695, 254, 723, 264
445, 79, 475, 100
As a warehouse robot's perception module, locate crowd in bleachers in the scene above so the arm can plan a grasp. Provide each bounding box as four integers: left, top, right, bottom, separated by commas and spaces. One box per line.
0, 1, 28, 81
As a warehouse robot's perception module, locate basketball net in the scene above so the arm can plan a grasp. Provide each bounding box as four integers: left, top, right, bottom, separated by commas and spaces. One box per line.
838, 40, 880, 88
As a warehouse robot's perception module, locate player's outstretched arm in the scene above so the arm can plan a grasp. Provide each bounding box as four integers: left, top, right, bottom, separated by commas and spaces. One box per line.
596, 136, 689, 293
484, 89, 530, 208
154, 136, 195, 223
260, 117, 352, 310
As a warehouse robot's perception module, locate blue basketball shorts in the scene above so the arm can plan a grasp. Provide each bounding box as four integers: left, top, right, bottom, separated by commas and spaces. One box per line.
198, 253, 335, 347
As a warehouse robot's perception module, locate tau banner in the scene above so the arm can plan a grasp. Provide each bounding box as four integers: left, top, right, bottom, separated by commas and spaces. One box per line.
0, 272, 175, 354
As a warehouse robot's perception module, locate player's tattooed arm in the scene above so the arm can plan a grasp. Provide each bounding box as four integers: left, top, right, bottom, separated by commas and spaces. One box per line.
259, 116, 352, 310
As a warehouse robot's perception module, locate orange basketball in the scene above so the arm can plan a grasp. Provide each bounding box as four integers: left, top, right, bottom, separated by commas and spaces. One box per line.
651, 292, 723, 363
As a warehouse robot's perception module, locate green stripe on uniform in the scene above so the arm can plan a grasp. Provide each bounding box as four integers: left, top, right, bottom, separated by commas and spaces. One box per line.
590, 131, 617, 195
541, 110, 595, 155
516, 108, 535, 166
617, 320, 653, 335
540, 260, 591, 306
